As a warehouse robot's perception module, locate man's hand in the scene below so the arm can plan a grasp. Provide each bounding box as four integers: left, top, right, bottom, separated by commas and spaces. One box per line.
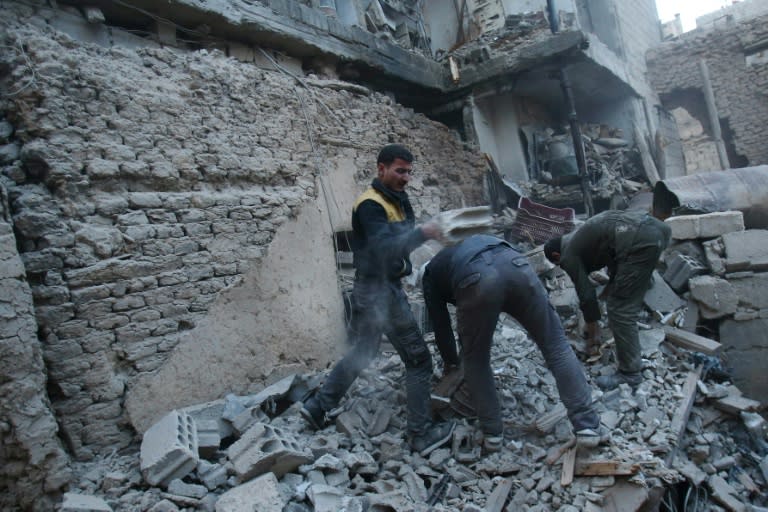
584, 321, 601, 355
420, 221, 443, 241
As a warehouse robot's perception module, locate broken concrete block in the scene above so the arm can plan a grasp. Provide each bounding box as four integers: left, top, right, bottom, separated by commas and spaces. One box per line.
721, 229, 768, 272
644, 270, 686, 313
702, 238, 726, 276
227, 422, 312, 481
195, 419, 221, 458
666, 211, 744, 240
549, 286, 579, 317
307, 484, 345, 512
335, 410, 363, 436
689, 275, 738, 319
197, 460, 227, 491
366, 404, 393, 436
167, 478, 207, 499
708, 475, 746, 512
601, 480, 649, 512
340, 451, 378, 476
639, 328, 665, 356
433, 206, 494, 245
662, 253, 707, 293
215, 472, 285, 512
140, 410, 199, 487
60, 493, 112, 512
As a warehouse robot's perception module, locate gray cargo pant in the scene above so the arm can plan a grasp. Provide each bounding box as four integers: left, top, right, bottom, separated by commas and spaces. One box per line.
316, 277, 434, 436
607, 218, 670, 374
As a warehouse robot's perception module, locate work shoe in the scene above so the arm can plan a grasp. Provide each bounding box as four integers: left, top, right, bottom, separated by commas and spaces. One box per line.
482, 435, 503, 453
300, 396, 329, 430
411, 421, 456, 457
595, 371, 642, 391
575, 425, 609, 448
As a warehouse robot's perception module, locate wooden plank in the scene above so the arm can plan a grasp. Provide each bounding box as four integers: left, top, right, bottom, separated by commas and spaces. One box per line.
662, 325, 721, 355
560, 446, 577, 486
574, 460, 640, 476
484, 477, 514, 512
666, 366, 703, 466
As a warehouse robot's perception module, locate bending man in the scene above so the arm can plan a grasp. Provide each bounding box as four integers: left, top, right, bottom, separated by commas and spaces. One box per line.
422, 234, 602, 451
544, 209, 671, 390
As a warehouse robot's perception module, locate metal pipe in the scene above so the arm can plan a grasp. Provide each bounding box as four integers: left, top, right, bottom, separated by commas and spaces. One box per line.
699, 59, 730, 170
652, 166, 768, 229
559, 68, 594, 216
546, 0, 559, 33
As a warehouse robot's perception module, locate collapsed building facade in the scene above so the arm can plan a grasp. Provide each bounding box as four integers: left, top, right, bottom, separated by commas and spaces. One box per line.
0, 0, 767, 510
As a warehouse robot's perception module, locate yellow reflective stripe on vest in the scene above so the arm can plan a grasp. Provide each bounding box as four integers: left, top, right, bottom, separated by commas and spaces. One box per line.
353, 188, 405, 222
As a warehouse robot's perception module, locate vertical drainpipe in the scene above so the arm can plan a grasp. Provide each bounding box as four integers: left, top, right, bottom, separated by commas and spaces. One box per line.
547, 0, 594, 216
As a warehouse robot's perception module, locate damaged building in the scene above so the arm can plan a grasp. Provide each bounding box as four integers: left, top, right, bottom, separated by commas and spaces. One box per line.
0, 0, 767, 510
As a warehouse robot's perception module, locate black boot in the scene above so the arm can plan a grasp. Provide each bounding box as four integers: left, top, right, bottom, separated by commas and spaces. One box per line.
595, 371, 642, 391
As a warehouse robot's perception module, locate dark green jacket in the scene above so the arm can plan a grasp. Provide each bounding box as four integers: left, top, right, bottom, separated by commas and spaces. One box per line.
559, 210, 670, 322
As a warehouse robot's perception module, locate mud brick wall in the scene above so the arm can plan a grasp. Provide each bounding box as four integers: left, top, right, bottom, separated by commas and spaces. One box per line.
647, 14, 768, 169
0, 0, 486, 491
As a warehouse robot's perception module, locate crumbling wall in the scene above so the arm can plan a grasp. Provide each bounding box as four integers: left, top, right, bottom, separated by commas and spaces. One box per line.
647, 14, 768, 171
0, 181, 72, 509
0, 0, 485, 471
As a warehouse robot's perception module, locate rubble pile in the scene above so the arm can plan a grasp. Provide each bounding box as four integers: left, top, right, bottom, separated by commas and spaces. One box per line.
60, 238, 768, 512
445, 11, 552, 65
522, 124, 648, 211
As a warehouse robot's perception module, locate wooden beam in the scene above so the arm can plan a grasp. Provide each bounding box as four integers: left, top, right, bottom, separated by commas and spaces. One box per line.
666, 366, 703, 466
560, 446, 577, 486
485, 478, 514, 512
662, 325, 721, 355
575, 460, 640, 476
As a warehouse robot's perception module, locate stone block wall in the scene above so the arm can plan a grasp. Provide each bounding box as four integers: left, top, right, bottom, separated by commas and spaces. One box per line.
0, 0, 485, 478
647, 14, 768, 170
0, 184, 72, 509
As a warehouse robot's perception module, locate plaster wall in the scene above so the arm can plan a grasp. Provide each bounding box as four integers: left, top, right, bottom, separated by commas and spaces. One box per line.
472, 94, 529, 182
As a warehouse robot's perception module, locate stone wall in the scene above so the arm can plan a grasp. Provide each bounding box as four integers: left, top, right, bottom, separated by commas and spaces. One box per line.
0, 177, 72, 510
0, 0, 485, 489
647, 14, 768, 171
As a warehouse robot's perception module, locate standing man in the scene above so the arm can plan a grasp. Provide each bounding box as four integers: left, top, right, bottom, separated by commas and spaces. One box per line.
544, 209, 671, 390
422, 234, 603, 452
301, 144, 454, 456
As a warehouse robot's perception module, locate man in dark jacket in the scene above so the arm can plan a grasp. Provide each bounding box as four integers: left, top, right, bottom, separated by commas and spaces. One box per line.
301, 144, 454, 456
544, 210, 671, 390
423, 234, 602, 451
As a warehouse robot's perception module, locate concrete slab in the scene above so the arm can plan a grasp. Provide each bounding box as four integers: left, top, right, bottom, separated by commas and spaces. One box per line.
688, 275, 738, 319
720, 318, 768, 405
721, 229, 768, 272
215, 472, 285, 512
140, 410, 199, 487
644, 270, 686, 313
665, 211, 744, 240
662, 253, 707, 292
434, 206, 494, 245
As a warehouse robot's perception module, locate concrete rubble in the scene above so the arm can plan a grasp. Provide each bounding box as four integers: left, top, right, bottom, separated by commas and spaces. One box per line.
62, 210, 768, 511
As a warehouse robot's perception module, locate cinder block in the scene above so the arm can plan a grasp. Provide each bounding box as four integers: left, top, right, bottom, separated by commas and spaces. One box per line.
215, 472, 285, 512
227, 422, 312, 481
702, 238, 726, 275
663, 253, 708, 292
140, 410, 199, 487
